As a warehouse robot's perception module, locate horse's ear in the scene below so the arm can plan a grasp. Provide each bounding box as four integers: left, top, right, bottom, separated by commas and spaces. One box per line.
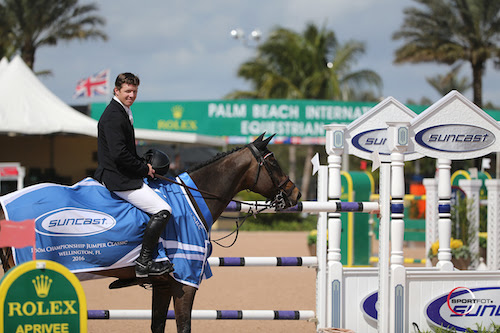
254, 133, 266, 143
262, 134, 276, 147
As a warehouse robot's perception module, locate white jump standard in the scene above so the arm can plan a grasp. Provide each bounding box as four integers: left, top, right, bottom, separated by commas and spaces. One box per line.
321, 91, 500, 332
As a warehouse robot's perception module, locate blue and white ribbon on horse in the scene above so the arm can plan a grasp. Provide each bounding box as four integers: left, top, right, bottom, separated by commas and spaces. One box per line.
0, 173, 214, 288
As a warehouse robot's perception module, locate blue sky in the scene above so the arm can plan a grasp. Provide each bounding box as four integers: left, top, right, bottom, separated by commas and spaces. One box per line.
34, 0, 500, 107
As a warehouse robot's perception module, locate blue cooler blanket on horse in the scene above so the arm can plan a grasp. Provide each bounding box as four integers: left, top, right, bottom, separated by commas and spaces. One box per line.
0, 173, 214, 288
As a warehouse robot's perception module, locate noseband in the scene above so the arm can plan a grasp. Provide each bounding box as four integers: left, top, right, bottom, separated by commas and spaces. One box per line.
247, 143, 296, 210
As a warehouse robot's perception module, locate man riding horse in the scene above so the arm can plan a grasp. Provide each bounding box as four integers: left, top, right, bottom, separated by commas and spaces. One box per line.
94, 72, 174, 278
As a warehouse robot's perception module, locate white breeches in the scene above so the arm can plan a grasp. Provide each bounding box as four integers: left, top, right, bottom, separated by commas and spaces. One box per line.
113, 183, 172, 215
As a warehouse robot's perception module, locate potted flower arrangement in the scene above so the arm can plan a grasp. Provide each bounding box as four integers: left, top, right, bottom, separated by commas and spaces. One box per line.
307, 229, 318, 255
428, 238, 471, 270
479, 232, 487, 263
307, 229, 328, 255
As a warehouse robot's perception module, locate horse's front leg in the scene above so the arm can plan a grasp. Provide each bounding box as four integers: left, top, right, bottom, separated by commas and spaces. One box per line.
172, 281, 197, 333
151, 283, 173, 333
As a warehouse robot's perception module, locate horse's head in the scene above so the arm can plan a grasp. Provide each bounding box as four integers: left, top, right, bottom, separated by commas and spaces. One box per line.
245, 134, 301, 209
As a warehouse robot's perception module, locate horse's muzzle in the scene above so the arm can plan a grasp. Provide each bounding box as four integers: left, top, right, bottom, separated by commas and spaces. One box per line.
272, 186, 301, 210
289, 187, 301, 206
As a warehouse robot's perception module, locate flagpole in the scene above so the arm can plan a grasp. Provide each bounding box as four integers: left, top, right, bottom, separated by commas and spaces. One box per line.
107, 69, 112, 101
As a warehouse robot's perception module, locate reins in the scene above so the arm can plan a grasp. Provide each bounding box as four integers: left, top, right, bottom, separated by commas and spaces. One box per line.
154, 172, 272, 247
209, 202, 273, 248
154, 174, 227, 201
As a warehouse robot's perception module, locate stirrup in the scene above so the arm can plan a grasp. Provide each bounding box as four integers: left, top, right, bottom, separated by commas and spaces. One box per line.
135, 259, 174, 278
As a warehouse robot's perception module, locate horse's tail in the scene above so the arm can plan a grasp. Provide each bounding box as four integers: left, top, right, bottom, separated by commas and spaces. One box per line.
0, 247, 14, 272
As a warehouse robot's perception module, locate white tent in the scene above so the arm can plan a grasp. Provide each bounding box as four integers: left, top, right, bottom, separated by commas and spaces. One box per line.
0, 55, 224, 146
0, 57, 9, 75
0, 56, 98, 136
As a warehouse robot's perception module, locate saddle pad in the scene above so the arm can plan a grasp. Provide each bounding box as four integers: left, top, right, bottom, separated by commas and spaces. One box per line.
0, 173, 214, 288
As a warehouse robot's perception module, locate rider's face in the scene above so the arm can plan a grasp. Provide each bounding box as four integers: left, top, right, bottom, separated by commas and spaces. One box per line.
114, 83, 138, 107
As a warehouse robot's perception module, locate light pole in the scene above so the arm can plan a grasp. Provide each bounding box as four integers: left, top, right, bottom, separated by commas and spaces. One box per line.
230, 28, 262, 48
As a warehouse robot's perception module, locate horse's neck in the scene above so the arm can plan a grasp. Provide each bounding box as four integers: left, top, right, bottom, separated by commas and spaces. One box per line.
188, 149, 253, 221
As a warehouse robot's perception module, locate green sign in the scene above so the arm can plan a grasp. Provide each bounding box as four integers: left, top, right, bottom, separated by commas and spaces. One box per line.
90, 99, 500, 144
91, 100, 392, 144
0, 260, 87, 333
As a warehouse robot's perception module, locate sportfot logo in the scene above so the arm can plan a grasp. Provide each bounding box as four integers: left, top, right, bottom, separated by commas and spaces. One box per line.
424, 286, 500, 330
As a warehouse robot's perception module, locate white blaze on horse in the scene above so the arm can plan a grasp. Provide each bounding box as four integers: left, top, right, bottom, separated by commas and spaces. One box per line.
0, 134, 301, 333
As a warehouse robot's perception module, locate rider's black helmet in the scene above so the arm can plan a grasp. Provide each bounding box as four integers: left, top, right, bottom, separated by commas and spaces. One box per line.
142, 149, 170, 176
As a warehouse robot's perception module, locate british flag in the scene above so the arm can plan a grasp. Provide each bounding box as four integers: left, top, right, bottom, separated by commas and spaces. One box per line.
73, 69, 110, 98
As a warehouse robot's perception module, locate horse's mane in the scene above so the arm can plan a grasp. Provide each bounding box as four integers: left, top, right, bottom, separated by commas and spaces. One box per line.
186, 138, 271, 174
186, 145, 245, 173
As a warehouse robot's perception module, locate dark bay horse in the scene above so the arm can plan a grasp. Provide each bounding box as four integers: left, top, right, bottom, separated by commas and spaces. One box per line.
0, 134, 301, 333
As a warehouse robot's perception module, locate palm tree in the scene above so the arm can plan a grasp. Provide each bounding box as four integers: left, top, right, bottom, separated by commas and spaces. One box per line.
392, 0, 500, 108
227, 23, 382, 101
426, 64, 472, 96
227, 23, 382, 199
0, 0, 107, 69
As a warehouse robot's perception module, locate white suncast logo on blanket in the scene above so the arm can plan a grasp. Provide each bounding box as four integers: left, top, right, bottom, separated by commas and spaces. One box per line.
36, 208, 117, 237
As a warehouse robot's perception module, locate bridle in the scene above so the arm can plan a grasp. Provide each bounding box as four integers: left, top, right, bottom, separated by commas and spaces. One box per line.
247, 143, 296, 210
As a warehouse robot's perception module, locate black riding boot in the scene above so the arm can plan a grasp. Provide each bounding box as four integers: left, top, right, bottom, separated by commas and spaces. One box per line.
135, 210, 175, 278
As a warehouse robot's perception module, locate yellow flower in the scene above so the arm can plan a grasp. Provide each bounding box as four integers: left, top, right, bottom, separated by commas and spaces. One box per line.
307, 229, 328, 246
429, 238, 470, 260
430, 238, 463, 254
431, 240, 439, 256
450, 238, 463, 249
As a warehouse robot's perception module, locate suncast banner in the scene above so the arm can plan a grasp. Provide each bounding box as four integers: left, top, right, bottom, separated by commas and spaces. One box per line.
415, 124, 495, 153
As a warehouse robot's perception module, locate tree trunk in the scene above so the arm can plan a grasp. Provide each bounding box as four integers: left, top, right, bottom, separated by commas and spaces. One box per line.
471, 61, 485, 169
21, 41, 36, 69
300, 145, 314, 200
471, 61, 484, 108
289, 145, 296, 182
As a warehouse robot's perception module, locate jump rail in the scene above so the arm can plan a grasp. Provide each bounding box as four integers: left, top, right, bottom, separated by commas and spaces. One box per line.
225, 200, 379, 213
88, 309, 316, 321
207, 256, 318, 267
